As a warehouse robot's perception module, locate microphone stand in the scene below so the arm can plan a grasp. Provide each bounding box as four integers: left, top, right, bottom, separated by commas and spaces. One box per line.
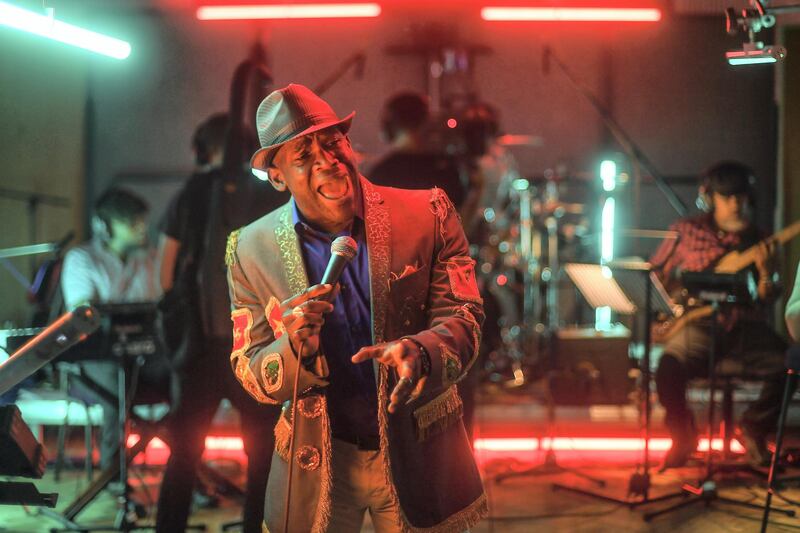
542, 47, 688, 219
313, 51, 367, 96
761, 346, 800, 532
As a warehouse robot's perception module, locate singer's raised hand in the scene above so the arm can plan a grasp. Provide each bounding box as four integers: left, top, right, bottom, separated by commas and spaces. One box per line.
281, 283, 335, 359
352, 340, 421, 413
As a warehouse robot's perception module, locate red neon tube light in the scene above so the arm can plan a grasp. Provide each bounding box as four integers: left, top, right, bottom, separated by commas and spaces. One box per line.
481, 7, 661, 22
197, 3, 381, 20
473, 437, 744, 453
127, 435, 745, 454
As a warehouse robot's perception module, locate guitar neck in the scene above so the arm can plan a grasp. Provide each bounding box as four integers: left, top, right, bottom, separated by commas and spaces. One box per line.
716, 220, 800, 273
773, 220, 800, 247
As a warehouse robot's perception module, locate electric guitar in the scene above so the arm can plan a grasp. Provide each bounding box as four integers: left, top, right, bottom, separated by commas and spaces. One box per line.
654, 220, 800, 342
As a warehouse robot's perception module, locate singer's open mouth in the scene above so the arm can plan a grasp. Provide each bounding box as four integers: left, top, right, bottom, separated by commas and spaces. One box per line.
318, 176, 350, 201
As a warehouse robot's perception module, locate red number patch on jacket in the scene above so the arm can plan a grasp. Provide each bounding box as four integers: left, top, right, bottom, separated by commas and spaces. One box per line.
446, 256, 481, 303
231, 308, 253, 358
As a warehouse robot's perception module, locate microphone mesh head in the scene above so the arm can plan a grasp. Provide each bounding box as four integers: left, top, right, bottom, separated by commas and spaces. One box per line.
331, 236, 358, 260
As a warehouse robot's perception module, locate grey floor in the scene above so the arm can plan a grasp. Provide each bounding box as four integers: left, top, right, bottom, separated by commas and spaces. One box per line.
3, 462, 800, 532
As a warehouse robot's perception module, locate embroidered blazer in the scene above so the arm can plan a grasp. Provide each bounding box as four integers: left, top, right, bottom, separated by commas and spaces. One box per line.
226, 177, 487, 533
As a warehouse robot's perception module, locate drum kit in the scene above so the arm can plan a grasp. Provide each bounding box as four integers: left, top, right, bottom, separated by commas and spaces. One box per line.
472, 159, 596, 388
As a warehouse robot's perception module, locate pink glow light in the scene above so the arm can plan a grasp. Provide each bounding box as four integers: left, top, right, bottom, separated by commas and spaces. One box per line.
481, 7, 661, 22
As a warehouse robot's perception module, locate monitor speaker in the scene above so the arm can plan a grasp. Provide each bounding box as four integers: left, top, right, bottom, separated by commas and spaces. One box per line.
549, 326, 635, 405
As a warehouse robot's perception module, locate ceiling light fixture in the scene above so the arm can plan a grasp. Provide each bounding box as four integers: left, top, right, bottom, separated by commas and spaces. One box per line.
0, 1, 131, 59
197, 3, 381, 20
481, 7, 661, 22
724, 0, 796, 66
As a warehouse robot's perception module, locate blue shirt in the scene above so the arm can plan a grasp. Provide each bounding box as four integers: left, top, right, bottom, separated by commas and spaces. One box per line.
291, 200, 378, 439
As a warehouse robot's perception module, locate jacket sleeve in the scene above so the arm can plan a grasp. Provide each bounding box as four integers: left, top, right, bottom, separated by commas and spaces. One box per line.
405, 189, 485, 397
226, 230, 329, 405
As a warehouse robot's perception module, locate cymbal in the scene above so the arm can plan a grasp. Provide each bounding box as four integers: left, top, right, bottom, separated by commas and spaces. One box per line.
534, 201, 585, 215
496, 134, 544, 148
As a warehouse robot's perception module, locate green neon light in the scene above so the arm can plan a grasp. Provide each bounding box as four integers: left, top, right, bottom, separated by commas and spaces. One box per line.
0, 1, 130, 59
600, 159, 617, 192
728, 56, 777, 65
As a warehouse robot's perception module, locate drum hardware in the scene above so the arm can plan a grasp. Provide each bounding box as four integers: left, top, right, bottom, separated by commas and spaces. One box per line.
493, 173, 609, 488
478, 166, 593, 386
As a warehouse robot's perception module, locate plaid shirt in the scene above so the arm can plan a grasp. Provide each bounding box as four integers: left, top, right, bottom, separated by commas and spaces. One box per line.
650, 214, 766, 329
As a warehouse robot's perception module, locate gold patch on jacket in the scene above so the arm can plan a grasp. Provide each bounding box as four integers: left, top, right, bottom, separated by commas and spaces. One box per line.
298, 396, 323, 418
296, 445, 321, 471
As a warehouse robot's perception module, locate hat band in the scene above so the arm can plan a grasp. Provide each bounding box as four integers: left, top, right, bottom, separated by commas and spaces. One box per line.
261, 112, 342, 146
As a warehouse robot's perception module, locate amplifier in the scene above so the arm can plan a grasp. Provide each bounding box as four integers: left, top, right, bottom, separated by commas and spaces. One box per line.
549, 325, 634, 406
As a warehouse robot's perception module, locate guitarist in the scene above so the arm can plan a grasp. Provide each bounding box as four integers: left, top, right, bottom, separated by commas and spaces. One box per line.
651, 161, 789, 470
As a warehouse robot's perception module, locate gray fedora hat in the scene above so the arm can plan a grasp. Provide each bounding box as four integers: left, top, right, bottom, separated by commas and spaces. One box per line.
250, 83, 355, 171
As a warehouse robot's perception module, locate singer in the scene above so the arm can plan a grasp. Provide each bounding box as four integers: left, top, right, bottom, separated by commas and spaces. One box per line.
226, 84, 486, 533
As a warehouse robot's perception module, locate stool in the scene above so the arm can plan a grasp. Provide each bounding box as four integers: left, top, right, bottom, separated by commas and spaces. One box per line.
690, 358, 771, 474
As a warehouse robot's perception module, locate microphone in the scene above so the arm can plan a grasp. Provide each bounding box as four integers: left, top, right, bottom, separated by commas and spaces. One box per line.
0, 305, 101, 395
319, 236, 358, 301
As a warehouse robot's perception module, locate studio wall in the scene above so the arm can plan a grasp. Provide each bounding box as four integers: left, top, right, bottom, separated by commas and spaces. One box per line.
0, 3, 782, 327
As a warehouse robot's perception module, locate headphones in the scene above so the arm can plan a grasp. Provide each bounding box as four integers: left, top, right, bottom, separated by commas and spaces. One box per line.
91, 214, 112, 241
695, 162, 757, 213
695, 181, 713, 213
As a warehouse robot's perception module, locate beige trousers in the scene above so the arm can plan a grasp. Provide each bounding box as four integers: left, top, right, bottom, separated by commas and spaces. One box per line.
326, 438, 403, 533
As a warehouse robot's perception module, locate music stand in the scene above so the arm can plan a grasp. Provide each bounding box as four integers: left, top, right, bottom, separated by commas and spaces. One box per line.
551, 262, 685, 508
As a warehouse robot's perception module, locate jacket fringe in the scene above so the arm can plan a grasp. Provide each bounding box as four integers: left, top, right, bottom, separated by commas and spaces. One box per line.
403, 492, 488, 533
413, 386, 463, 442
310, 396, 333, 533
376, 364, 406, 531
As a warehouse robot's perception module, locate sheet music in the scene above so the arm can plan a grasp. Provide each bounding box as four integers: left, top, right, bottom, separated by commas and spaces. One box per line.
565, 262, 676, 317
564, 264, 636, 314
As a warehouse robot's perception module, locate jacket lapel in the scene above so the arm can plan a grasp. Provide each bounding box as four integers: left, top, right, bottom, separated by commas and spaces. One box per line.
361, 177, 391, 344
274, 202, 309, 295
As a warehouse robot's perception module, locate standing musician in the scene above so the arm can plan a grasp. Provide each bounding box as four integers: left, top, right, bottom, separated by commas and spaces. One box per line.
60, 187, 167, 476
651, 161, 789, 470
226, 84, 487, 533
157, 113, 281, 533
368, 91, 467, 211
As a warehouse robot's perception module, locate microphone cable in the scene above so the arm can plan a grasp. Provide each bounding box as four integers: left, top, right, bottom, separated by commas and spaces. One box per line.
283, 337, 307, 533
